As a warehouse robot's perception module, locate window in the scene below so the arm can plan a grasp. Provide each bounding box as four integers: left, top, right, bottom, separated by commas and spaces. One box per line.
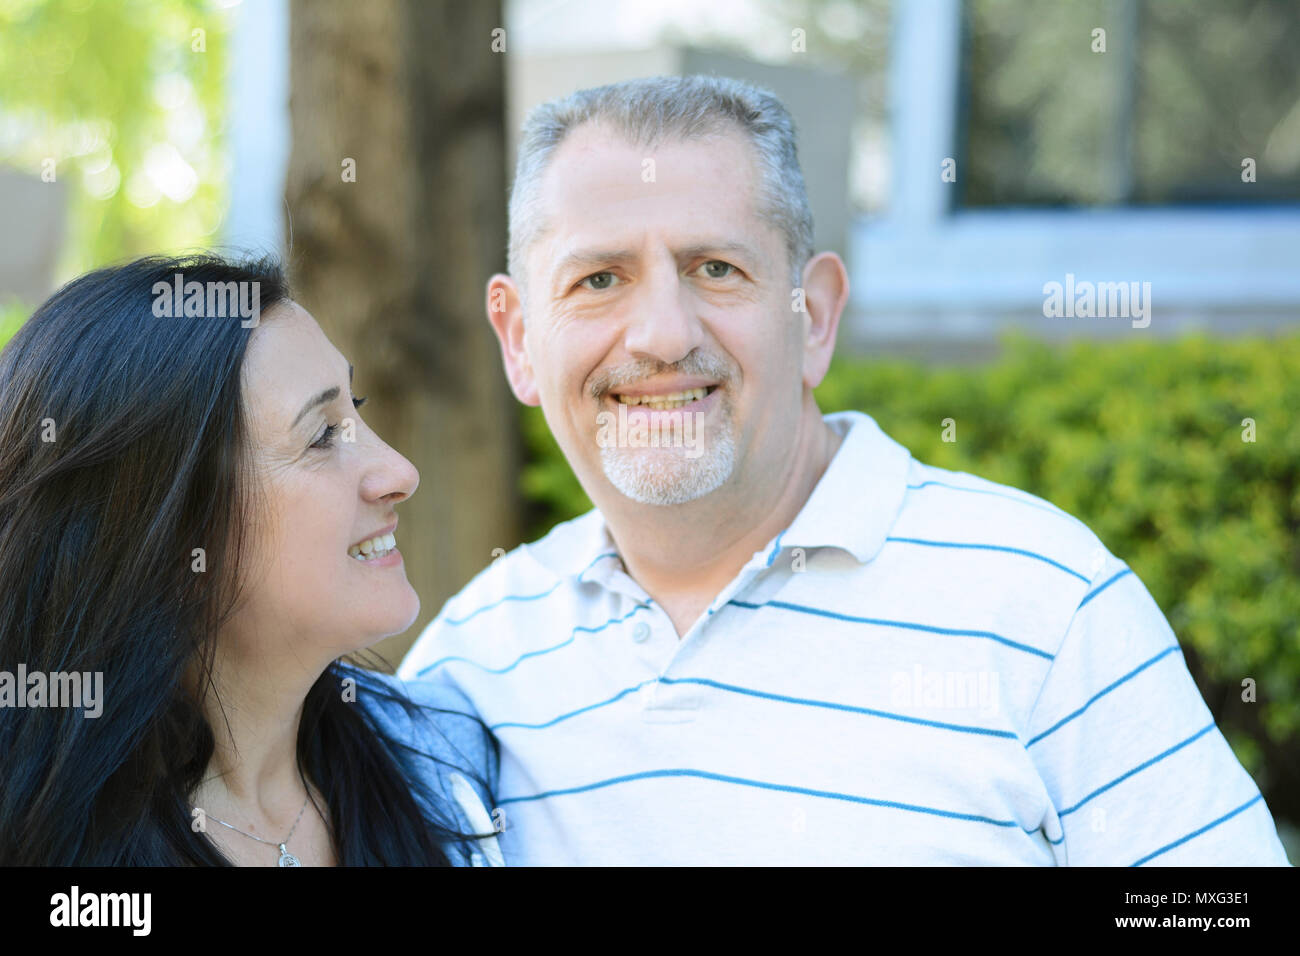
961, 0, 1300, 208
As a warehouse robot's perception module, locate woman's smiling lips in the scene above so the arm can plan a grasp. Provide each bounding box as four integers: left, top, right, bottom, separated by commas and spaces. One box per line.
349, 521, 403, 567
353, 547, 402, 568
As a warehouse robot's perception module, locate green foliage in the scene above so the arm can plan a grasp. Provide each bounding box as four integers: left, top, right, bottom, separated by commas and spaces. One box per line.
520, 332, 1300, 765
0, 0, 231, 277
817, 331, 1300, 748
521, 403, 589, 541
0, 300, 30, 349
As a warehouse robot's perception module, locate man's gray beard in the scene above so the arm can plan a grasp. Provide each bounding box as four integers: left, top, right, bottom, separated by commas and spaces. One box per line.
599, 416, 737, 505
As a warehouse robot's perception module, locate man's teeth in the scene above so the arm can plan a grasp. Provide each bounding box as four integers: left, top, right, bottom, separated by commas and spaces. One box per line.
614, 387, 709, 410
349, 532, 396, 561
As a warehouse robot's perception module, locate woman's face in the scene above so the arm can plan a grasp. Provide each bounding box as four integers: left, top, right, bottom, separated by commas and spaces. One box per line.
226, 301, 420, 664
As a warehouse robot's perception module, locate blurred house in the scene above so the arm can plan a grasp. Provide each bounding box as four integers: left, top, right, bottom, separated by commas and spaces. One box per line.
8, 0, 1299, 361
0, 168, 66, 305
505, 46, 855, 267
854, 0, 1300, 360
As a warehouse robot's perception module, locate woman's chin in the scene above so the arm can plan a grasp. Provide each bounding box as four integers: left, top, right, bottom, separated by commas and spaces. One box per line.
361, 588, 420, 643
326, 588, 421, 656
341, 557, 421, 637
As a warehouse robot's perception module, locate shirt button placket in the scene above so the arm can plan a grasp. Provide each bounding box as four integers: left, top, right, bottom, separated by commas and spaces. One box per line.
628, 610, 663, 676
630, 609, 676, 687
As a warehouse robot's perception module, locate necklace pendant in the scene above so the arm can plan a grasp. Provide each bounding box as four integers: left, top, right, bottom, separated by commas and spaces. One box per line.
277, 843, 301, 867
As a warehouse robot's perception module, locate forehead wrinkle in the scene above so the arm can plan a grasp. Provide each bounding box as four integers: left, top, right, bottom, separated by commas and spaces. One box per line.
527, 128, 772, 296
555, 247, 640, 274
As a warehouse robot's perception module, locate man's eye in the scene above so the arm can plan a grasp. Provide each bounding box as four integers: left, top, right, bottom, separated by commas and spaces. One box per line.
580, 272, 618, 291
700, 260, 734, 279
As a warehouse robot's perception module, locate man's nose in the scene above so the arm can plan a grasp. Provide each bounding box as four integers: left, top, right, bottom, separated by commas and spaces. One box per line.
620, 260, 705, 365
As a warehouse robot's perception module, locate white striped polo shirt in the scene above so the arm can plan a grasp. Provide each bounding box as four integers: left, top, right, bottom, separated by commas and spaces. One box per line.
398, 410, 1291, 866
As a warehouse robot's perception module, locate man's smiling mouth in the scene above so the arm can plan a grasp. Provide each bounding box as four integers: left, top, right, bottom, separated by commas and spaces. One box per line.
611, 384, 718, 411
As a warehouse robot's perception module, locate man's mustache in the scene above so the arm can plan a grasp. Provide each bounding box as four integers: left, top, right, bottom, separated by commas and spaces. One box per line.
588, 353, 734, 400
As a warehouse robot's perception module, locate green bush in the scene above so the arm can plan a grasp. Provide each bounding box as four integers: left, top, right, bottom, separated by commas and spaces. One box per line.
520, 331, 1300, 800
0, 302, 29, 351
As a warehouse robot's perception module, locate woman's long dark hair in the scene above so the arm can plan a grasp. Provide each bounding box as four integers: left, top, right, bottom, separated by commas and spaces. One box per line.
0, 254, 493, 865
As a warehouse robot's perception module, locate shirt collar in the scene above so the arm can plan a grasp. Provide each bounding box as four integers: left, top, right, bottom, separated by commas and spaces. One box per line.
776, 410, 912, 563
522, 508, 621, 582
523, 409, 913, 580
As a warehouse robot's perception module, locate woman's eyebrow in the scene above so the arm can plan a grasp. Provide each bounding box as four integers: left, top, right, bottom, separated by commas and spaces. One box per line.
291, 363, 353, 429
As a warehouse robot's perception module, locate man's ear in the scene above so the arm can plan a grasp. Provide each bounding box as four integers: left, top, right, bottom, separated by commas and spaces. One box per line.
486, 273, 540, 406
798, 251, 849, 390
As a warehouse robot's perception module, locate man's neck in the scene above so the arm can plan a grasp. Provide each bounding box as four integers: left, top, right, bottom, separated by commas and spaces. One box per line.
600, 404, 843, 637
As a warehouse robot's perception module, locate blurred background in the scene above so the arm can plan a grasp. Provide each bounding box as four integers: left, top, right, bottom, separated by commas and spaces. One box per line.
0, 0, 1296, 858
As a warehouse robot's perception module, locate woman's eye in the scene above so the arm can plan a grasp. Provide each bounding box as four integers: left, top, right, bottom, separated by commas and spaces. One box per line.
311, 423, 339, 450
700, 260, 734, 279
580, 272, 618, 291
311, 396, 366, 450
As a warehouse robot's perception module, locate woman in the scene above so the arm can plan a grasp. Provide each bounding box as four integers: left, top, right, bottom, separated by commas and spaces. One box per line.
0, 253, 502, 865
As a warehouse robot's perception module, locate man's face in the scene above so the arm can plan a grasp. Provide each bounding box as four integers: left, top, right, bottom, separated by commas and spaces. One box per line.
515, 122, 807, 508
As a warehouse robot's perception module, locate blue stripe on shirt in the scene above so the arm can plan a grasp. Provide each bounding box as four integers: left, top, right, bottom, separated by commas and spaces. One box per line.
1130, 793, 1264, 866
765, 531, 786, 567
497, 766, 1062, 840
1058, 721, 1215, 816
489, 674, 1019, 739
1026, 645, 1183, 747
905, 479, 1091, 534
415, 601, 651, 677
884, 536, 1090, 584
442, 551, 618, 627
444, 581, 561, 627
1078, 568, 1133, 608
729, 598, 1054, 660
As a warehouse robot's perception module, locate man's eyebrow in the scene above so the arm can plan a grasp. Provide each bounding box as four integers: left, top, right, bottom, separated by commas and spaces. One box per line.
553, 241, 762, 282
291, 362, 353, 429
554, 248, 638, 276
675, 240, 762, 264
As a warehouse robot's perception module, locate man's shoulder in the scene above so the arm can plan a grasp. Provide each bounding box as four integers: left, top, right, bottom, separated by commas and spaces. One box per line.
895, 456, 1114, 585
338, 664, 478, 739
822, 410, 1112, 588
449, 507, 603, 607
398, 508, 606, 678
334, 664, 489, 777
336, 663, 498, 859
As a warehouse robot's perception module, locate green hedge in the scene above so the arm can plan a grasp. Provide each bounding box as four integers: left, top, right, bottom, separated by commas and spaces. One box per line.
522, 331, 1300, 789
0, 303, 27, 349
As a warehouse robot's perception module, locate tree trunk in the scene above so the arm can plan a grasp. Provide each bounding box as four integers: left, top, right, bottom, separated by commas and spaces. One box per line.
286, 0, 518, 666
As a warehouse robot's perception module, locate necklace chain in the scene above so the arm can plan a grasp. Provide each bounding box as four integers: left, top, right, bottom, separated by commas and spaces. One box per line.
196, 790, 312, 865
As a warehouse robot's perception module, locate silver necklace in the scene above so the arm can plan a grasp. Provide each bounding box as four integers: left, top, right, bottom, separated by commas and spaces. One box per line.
202, 792, 311, 867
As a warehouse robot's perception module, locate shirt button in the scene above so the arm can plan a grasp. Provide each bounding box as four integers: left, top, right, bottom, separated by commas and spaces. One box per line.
632, 622, 651, 642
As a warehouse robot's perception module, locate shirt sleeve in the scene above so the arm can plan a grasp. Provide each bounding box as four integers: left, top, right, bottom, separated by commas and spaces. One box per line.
446, 771, 506, 867
397, 674, 500, 818
350, 665, 503, 864
1023, 555, 1292, 866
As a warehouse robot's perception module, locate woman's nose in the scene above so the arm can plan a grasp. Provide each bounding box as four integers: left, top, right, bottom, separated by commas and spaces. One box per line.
362, 432, 419, 503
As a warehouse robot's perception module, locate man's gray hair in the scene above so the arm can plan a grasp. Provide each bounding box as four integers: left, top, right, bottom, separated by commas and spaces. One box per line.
507, 74, 815, 294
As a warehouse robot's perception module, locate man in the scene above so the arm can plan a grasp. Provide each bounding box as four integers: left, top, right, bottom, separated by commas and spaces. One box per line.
398, 75, 1290, 865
